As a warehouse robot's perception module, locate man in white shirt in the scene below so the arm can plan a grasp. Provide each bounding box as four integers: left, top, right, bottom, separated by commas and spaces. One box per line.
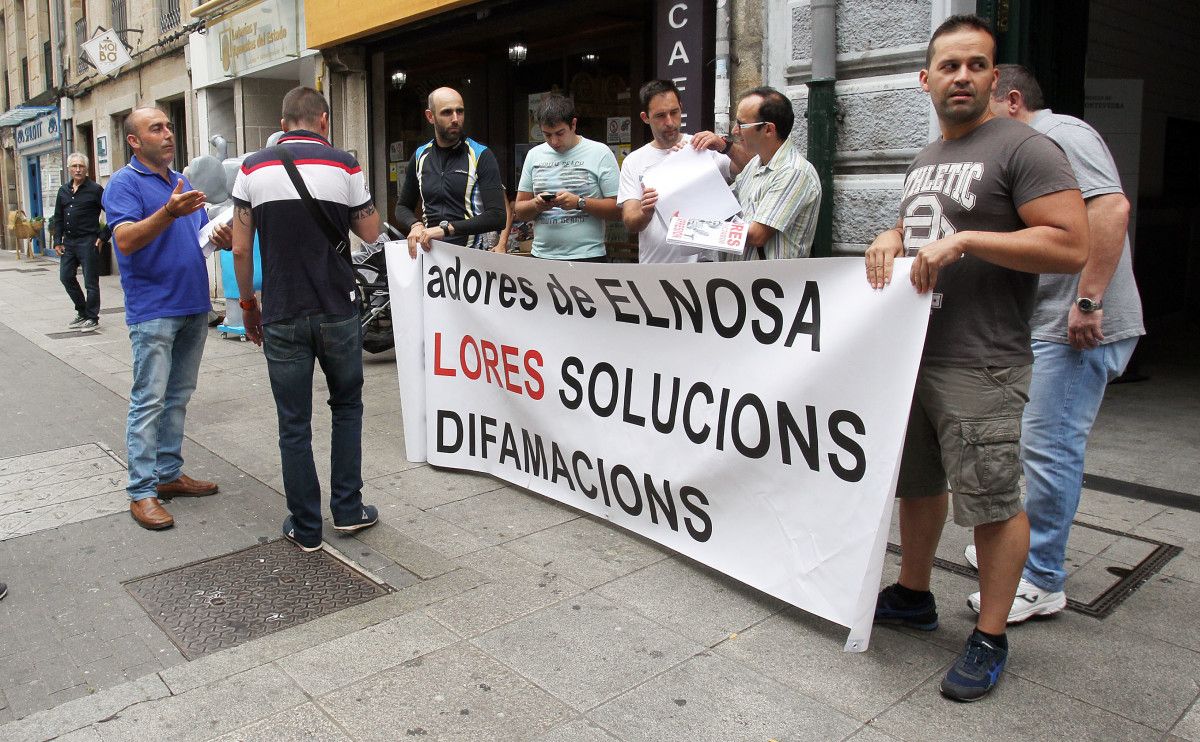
619, 79, 731, 263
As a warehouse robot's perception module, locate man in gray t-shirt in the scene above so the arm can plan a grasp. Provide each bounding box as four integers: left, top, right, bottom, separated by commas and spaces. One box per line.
969, 64, 1145, 623
864, 15, 1089, 703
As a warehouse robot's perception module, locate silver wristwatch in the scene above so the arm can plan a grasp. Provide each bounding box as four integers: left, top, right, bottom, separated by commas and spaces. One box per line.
1075, 297, 1103, 313
577, 196, 587, 211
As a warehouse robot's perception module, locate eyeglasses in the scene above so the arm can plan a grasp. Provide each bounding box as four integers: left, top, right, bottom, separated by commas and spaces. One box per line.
735, 121, 767, 129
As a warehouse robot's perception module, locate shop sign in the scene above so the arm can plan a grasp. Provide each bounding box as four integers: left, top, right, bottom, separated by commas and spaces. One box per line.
81, 29, 133, 77
655, 0, 712, 132
207, 0, 302, 79
15, 111, 61, 152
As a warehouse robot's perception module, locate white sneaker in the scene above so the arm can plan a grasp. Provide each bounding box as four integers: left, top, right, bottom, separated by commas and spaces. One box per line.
964, 544, 978, 570
968, 578, 1067, 624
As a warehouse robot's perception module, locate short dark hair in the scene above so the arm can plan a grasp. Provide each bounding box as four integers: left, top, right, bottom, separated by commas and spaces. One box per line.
122, 105, 167, 139
639, 80, 681, 112
281, 86, 330, 127
994, 63, 1045, 111
740, 86, 794, 140
536, 94, 576, 128
926, 14, 997, 67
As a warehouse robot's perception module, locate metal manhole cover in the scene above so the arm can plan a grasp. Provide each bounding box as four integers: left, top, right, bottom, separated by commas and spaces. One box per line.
125, 539, 391, 659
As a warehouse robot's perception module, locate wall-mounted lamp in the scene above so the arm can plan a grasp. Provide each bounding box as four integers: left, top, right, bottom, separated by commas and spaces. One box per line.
508, 43, 528, 64
390, 71, 408, 90
581, 53, 599, 64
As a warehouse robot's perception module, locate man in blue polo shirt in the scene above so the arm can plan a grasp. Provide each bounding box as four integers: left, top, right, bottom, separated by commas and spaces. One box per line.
103, 105, 231, 530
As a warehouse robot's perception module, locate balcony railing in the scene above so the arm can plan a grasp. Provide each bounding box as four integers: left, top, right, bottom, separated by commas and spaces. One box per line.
159, 0, 181, 34
111, 0, 128, 44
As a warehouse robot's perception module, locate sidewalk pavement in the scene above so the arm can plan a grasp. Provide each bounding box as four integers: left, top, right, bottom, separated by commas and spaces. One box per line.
1, 248, 1198, 742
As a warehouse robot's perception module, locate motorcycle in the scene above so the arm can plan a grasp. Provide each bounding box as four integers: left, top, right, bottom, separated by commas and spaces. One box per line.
352, 223, 403, 354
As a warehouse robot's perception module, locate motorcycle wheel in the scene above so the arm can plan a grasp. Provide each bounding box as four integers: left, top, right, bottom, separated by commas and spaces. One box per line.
355, 271, 395, 354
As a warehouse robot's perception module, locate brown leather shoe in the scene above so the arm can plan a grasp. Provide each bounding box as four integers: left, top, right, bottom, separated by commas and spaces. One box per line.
130, 498, 174, 530
156, 474, 219, 498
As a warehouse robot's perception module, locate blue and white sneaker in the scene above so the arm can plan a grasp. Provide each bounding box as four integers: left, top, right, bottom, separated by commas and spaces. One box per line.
283, 515, 322, 552
874, 583, 939, 631
333, 505, 379, 534
941, 630, 1008, 702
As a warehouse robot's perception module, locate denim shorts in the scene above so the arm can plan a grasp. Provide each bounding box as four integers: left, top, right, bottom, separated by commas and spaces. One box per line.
896, 363, 1032, 527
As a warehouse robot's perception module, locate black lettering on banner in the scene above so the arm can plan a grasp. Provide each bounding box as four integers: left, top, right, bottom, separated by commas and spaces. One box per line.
785, 281, 821, 351
436, 410, 462, 453
707, 278, 746, 339
622, 367, 647, 427
559, 356, 584, 409
551, 443, 574, 489
661, 278, 703, 332
462, 268, 481, 302
828, 410, 867, 482
522, 430, 548, 478
714, 386, 731, 451
427, 265, 446, 298
596, 278, 639, 324
596, 457, 612, 506
498, 423, 520, 467
610, 464, 644, 516
547, 273, 573, 314
572, 450, 598, 498
518, 277, 538, 310
445, 258, 461, 300
651, 375, 680, 433
644, 476, 678, 529
751, 278, 784, 344
628, 282, 670, 328
777, 401, 820, 471
571, 284, 596, 318
682, 383, 714, 444
732, 394, 770, 459
480, 415, 497, 459
498, 273, 517, 308
588, 362, 619, 417
681, 486, 713, 542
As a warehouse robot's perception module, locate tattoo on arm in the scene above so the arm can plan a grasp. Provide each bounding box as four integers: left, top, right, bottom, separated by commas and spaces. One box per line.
235, 205, 253, 225
350, 203, 377, 221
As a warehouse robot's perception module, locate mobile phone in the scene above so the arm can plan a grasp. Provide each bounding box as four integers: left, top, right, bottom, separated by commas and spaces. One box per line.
539, 192, 555, 202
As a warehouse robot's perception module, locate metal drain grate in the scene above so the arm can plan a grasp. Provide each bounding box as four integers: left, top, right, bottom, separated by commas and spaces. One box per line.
125, 539, 392, 659
45, 330, 100, 339
887, 519, 1182, 619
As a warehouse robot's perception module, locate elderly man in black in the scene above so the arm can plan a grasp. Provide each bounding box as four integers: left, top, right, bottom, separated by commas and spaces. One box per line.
52, 152, 110, 332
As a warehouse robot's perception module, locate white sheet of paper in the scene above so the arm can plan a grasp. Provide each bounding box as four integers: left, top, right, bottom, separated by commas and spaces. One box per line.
640, 146, 741, 226
199, 204, 234, 257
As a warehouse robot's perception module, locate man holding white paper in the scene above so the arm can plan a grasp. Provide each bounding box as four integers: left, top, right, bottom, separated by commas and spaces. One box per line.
692, 87, 822, 260
619, 80, 733, 263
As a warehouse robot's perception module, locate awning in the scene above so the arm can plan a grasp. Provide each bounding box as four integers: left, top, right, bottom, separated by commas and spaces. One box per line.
0, 106, 56, 127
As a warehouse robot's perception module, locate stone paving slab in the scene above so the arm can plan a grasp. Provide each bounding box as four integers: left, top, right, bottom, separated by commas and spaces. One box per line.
471, 592, 705, 711
317, 643, 576, 742
590, 651, 862, 741
715, 608, 955, 723
870, 670, 1157, 741
209, 702, 352, 742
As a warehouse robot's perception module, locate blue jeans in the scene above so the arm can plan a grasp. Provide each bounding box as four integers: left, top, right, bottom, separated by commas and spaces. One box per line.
263, 312, 365, 540
1021, 337, 1139, 591
126, 313, 208, 501
60, 237, 101, 320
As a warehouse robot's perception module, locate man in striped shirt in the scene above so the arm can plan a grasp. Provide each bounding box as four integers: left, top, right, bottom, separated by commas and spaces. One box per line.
693, 86, 821, 260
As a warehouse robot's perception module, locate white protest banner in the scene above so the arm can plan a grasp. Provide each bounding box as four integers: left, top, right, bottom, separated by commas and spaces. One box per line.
388, 243, 931, 651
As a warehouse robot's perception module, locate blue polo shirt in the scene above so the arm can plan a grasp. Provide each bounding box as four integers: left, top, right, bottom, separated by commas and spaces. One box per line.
103, 155, 212, 325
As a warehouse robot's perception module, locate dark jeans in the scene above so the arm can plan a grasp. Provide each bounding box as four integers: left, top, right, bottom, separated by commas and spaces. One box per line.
60, 237, 101, 320
263, 312, 365, 540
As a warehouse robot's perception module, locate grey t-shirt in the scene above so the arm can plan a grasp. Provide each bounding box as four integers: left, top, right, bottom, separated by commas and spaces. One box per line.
1028, 109, 1145, 344
900, 117, 1079, 366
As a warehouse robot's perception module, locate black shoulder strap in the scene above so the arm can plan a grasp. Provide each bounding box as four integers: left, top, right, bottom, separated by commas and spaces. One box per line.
272, 145, 350, 261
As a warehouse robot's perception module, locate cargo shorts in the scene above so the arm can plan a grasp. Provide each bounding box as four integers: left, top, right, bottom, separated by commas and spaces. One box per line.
896, 363, 1032, 527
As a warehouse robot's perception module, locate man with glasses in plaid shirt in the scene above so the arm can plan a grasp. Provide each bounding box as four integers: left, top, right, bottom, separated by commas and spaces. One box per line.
692, 86, 822, 259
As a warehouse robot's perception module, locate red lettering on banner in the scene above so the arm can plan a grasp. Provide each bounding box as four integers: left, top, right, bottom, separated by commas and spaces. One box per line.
434, 332, 456, 376
440, 332, 545, 400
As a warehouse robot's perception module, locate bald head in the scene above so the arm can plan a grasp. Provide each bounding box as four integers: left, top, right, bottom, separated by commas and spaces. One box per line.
425, 87, 465, 147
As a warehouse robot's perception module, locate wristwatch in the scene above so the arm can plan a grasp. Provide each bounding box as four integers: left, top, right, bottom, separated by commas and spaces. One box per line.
438, 220, 453, 236
719, 135, 733, 155
577, 196, 587, 211
1075, 297, 1103, 313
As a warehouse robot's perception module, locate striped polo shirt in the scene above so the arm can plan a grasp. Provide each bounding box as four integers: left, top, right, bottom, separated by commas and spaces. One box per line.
728, 138, 822, 260
232, 130, 373, 324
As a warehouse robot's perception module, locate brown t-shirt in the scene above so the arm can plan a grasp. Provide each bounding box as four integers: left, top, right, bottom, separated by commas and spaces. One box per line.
899, 117, 1079, 366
